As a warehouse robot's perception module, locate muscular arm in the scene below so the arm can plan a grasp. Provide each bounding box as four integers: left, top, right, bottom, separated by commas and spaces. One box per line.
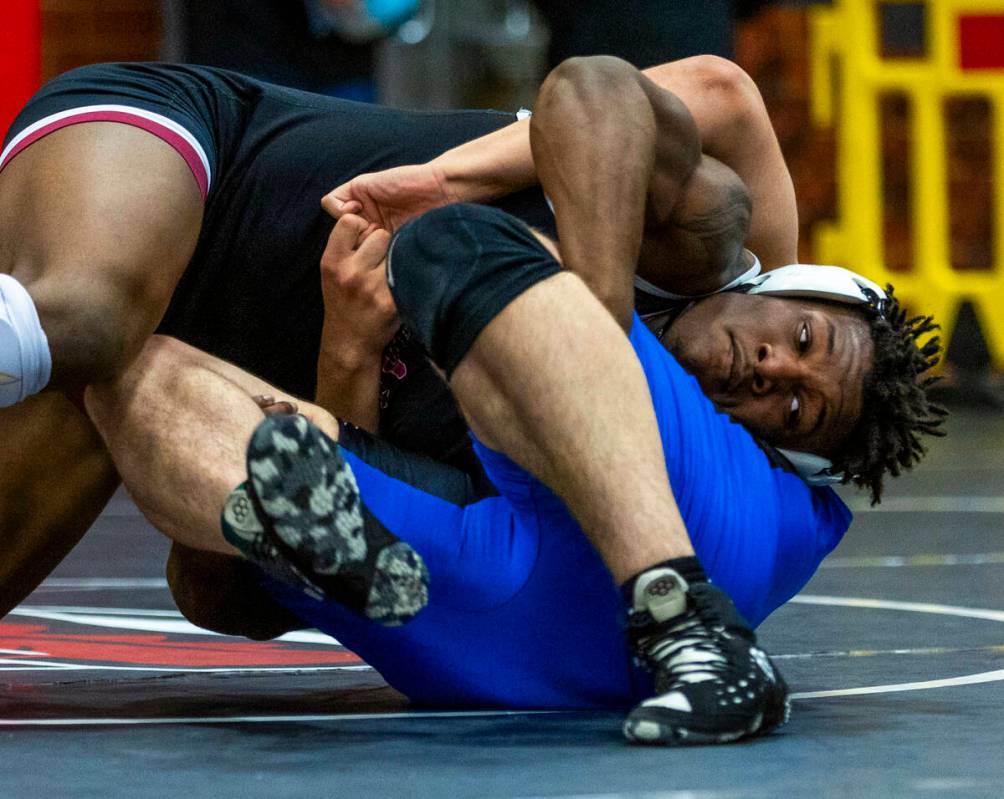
643, 56, 797, 268
433, 57, 793, 270
529, 56, 701, 327
329, 57, 788, 301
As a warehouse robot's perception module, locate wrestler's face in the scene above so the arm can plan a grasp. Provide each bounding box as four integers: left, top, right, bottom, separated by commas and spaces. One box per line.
662, 293, 874, 456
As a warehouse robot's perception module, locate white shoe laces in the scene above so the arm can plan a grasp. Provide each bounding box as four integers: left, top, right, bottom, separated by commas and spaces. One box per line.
641, 615, 730, 687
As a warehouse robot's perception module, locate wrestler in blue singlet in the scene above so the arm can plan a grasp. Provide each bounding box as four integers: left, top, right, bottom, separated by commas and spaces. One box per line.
7, 66, 849, 708
265, 212, 852, 709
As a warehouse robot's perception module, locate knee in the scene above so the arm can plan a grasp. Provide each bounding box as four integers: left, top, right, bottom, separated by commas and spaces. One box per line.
685, 56, 765, 128
387, 204, 488, 372
25, 274, 144, 386
389, 204, 560, 375
84, 335, 186, 420
388, 204, 483, 300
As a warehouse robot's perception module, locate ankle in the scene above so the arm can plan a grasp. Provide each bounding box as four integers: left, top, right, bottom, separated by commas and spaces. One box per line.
621, 557, 707, 607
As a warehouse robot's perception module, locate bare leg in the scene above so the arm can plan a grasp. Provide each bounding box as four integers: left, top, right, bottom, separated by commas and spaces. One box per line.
0, 123, 202, 615
450, 272, 690, 584
443, 266, 787, 746
87, 335, 425, 626
0, 123, 203, 386
84, 336, 336, 554
86, 337, 320, 639
0, 393, 120, 617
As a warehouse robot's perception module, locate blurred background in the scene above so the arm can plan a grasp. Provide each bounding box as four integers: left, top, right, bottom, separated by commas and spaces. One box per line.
2, 0, 1002, 405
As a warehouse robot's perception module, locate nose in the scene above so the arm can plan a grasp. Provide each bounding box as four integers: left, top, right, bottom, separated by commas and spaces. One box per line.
750, 343, 802, 395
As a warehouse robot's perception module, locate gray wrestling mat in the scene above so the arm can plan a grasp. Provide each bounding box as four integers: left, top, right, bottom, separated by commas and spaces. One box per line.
3, 410, 1004, 798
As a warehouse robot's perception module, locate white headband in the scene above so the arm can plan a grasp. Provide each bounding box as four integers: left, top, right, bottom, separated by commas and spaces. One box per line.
739, 263, 886, 486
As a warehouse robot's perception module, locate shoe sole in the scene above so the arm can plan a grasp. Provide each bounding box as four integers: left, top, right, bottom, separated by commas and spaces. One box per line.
623, 672, 790, 746
246, 414, 429, 626
623, 709, 765, 746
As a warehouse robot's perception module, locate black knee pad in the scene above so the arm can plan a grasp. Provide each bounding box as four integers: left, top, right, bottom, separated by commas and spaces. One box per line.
387, 203, 561, 377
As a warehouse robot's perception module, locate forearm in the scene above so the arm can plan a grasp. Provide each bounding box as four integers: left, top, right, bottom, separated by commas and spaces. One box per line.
431, 117, 537, 204
428, 62, 692, 205
432, 59, 742, 205
432, 56, 796, 271
315, 338, 382, 433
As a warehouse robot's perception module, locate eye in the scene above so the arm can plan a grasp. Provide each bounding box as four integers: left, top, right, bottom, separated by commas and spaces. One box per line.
797, 322, 811, 354
788, 395, 801, 428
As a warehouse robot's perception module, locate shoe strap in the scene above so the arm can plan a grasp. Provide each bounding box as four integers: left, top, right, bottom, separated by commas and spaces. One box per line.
632, 566, 689, 623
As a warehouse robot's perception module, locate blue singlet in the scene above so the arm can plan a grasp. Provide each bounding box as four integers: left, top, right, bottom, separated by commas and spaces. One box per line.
265, 315, 852, 710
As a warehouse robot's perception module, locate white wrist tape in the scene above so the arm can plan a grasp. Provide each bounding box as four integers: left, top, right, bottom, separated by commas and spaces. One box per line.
0, 274, 52, 408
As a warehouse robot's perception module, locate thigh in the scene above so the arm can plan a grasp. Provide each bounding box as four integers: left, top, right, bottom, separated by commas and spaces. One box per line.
0, 391, 120, 616
0, 121, 203, 385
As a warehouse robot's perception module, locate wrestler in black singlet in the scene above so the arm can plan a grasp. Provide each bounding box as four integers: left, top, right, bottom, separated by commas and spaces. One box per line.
3, 62, 554, 474
6, 63, 753, 481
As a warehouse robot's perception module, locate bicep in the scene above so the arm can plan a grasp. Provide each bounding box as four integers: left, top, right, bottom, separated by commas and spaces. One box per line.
637, 155, 753, 295
643, 56, 798, 268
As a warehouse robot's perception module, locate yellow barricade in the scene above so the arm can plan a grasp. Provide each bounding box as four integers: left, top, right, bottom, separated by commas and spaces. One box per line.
810, 0, 1004, 367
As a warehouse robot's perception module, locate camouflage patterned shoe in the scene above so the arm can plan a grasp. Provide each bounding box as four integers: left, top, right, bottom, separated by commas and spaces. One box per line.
232, 414, 429, 626
222, 481, 329, 603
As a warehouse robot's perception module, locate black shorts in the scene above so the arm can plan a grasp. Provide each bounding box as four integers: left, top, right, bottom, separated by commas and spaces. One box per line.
3, 62, 553, 467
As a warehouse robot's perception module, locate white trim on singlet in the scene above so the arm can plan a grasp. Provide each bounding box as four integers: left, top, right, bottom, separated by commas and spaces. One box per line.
0, 104, 212, 191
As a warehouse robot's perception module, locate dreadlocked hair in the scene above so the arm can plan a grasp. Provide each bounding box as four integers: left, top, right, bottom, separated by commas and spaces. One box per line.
830, 284, 947, 505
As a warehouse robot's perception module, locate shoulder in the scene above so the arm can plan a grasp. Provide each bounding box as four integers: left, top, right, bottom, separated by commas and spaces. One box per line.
627, 315, 852, 624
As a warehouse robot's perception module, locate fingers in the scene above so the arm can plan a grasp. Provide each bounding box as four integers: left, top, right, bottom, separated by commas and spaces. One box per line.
321, 185, 361, 219
323, 214, 390, 272
324, 214, 370, 261
358, 221, 382, 242
263, 401, 299, 416
355, 228, 391, 269
251, 395, 299, 416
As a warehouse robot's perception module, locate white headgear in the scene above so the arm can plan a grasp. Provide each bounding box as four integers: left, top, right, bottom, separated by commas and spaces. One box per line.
737, 264, 887, 486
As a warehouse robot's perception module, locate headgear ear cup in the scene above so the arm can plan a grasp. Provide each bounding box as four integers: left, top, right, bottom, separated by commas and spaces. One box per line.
773, 449, 842, 486
736, 264, 888, 486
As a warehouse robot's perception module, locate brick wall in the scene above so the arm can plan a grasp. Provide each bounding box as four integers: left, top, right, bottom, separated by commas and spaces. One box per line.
736, 8, 837, 264
736, 6, 994, 273
41, 0, 162, 81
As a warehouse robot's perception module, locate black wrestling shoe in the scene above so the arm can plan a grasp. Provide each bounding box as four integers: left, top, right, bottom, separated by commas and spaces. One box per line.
223, 414, 429, 626
623, 568, 790, 745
